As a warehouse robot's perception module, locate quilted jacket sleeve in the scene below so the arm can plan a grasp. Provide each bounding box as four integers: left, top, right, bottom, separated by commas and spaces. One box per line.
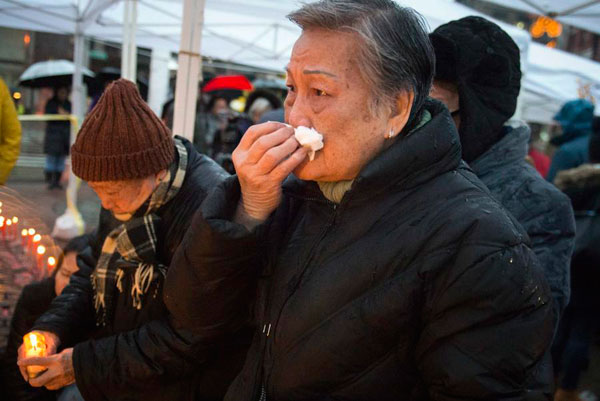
31, 246, 97, 346
417, 243, 554, 400
164, 175, 262, 337
71, 319, 213, 401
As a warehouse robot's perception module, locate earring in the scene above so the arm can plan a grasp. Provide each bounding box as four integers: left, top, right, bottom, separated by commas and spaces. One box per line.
386, 129, 396, 139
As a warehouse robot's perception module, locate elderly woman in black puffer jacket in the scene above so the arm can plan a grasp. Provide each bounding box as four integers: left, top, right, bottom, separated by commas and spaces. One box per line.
165, 1, 555, 400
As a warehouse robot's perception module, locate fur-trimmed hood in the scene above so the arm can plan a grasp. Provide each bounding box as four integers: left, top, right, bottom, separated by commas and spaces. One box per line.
554, 163, 600, 191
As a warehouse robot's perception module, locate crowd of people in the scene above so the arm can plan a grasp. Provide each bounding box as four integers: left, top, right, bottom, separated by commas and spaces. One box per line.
1, 0, 600, 400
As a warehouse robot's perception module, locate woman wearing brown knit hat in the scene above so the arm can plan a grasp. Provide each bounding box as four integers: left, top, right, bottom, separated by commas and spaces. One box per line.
17, 79, 250, 401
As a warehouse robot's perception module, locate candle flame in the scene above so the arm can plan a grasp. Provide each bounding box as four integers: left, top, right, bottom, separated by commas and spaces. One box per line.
47, 256, 56, 267
28, 228, 35, 235
29, 333, 39, 349
21, 229, 28, 236
37, 245, 46, 255
33, 234, 41, 242
12, 216, 18, 223
6, 219, 11, 226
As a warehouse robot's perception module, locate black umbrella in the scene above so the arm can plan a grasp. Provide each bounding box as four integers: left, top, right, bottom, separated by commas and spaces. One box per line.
92, 67, 148, 100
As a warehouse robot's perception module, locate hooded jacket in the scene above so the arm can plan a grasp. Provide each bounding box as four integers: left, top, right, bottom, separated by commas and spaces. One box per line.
431, 17, 575, 323
470, 121, 575, 320
429, 16, 521, 163
547, 99, 595, 183
32, 138, 249, 401
165, 101, 555, 400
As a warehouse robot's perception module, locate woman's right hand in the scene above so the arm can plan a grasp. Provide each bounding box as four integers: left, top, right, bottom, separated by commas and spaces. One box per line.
232, 122, 307, 226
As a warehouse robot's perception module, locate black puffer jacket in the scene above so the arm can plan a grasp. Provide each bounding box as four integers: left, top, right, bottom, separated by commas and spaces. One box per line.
32, 138, 249, 401
165, 102, 555, 400
44, 98, 71, 156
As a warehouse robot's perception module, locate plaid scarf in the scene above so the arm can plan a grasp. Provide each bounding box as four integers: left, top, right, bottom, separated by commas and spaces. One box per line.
92, 139, 188, 326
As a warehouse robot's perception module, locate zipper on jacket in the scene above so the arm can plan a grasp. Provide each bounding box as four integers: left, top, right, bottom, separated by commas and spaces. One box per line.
262, 201, 340, 398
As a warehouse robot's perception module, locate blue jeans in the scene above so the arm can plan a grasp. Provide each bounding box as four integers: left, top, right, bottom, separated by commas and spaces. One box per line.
45, 155, 66, 173
57, 384, 84, 401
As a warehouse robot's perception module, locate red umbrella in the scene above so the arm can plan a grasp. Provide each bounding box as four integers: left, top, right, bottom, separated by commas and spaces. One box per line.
202, 75, 253, 92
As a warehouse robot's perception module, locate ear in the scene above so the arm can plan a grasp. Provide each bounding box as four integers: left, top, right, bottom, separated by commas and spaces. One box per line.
388, 91, 414, 138
155, 169, 168, 184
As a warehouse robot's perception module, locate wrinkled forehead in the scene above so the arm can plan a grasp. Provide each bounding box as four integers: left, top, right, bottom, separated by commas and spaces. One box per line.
288, 28, 358, 77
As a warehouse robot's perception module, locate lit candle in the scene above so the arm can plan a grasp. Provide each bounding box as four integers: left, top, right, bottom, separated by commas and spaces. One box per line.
12, 217, 18, 238
22, 332, 47, 379
0, 217, 4, 240
21, 229, 28, 247
47, 256, 57, 272
36, 245, 46, 270
27, 228, 35, 251
32, 233, 41, 249
6, 219, 12, 240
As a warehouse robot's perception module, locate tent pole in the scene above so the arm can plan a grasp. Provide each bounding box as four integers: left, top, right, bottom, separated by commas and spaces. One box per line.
172, 0, 206, 141
148, 47, 171, 115
52, 19, 86, 239
121, 0, 138, 82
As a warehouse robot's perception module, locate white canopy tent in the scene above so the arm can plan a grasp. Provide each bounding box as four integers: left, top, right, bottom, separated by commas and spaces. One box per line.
1, 0, 600, 235
2, 0, 599, 122
478, 0, 600, 35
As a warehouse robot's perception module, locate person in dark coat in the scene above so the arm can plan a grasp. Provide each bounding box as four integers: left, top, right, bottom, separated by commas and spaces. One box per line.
551, 117, 600, 401
44, 87, 71, 190
164, 1, 555, 399
547, 99, 595, 183
17, 80, 248, 401
429, 16, 576, 324
2, 235, 90, 401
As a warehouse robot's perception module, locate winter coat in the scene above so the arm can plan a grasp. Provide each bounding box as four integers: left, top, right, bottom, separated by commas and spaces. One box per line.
32, 138, 249, 401
2, 277, 56, 401
547, 99, 595, 183
43, 98, 71, 156
165, 101, 555, 400
470, 121, 575, 321
0, 78, 21, 184
555, 164, 600, 309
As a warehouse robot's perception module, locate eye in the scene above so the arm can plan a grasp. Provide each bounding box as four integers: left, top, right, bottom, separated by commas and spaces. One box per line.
315, 89, 328, 97
286, 84, 296, 93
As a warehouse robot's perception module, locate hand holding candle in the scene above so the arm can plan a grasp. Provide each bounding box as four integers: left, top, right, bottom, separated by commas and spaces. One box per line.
22, 332, 47, 379
18, 330, 60, 382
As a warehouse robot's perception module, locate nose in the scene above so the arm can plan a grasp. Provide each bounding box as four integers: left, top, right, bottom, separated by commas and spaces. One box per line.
100, 196, 115, 211
286, 95, 312, 128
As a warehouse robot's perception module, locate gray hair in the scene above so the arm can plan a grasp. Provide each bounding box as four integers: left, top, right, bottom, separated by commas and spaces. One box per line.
248, 97, 273, 117
288, 0, 435, 121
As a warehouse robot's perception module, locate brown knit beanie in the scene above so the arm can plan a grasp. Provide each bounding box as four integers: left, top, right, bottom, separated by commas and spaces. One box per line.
71, 79, 174, 181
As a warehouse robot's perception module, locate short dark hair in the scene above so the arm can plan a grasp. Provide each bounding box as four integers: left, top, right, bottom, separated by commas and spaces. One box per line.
288, 0, 435, 120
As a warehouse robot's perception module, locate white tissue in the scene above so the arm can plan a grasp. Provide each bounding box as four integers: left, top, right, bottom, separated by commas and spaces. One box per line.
294, 126, 324, 161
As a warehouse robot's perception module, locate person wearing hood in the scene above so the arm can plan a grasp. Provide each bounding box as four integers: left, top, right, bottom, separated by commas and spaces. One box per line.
429, 16, 576, 324
547, 99, 595, 183
551, 117, 600, 401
